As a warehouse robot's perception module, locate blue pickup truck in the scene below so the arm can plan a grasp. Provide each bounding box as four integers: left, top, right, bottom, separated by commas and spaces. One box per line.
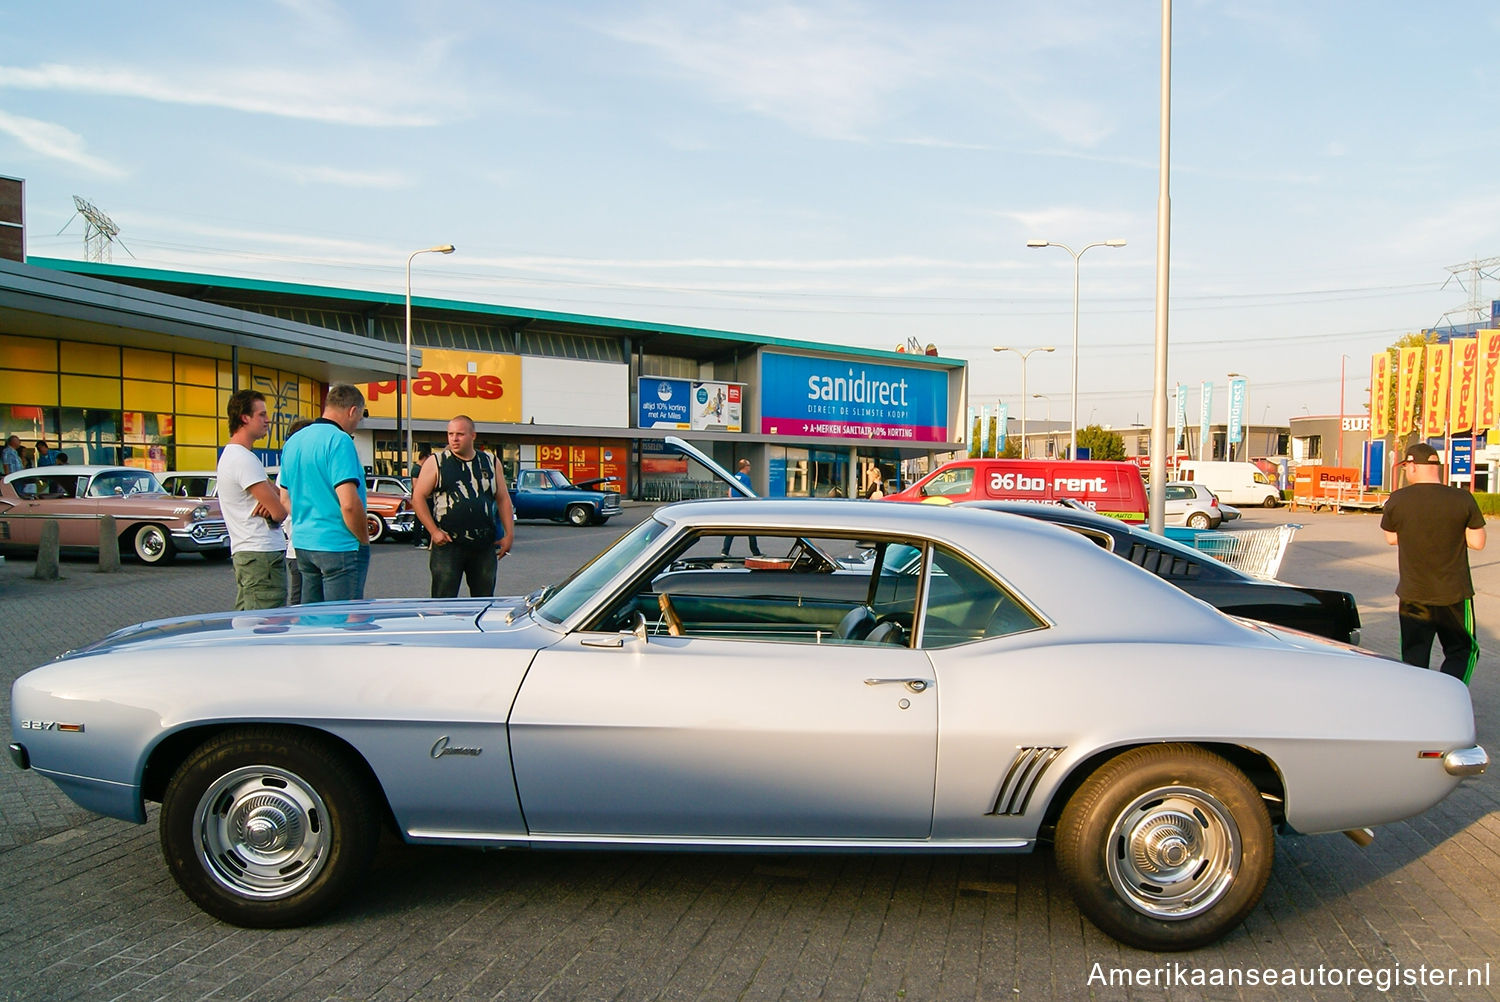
510, 468, 622, 526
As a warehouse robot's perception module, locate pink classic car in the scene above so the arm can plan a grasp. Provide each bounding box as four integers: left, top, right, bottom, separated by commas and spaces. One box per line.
0, 466, 230, 565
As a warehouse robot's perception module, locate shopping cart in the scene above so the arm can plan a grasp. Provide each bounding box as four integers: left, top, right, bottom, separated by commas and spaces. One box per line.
1179, 524, 1301, 580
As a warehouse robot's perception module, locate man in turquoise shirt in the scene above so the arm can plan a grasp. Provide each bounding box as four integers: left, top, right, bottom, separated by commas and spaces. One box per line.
278, 384, 370, 603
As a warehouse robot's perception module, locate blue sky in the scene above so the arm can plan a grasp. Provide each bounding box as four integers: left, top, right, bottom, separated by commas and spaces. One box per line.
5, 1, 1499, 429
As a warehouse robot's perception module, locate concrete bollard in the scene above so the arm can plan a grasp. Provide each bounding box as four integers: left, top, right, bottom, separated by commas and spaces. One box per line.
97, 515, 120, 573
33, 519, 61, 580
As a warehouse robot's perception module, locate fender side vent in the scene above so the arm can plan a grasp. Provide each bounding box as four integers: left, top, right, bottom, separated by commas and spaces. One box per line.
986, 746, 1065, 816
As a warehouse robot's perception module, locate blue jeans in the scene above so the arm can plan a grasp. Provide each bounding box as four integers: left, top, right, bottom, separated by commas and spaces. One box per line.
296, 547, 370, 604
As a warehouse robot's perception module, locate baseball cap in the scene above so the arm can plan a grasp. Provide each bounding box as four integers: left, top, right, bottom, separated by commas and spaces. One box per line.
1403, 442, 1440, 465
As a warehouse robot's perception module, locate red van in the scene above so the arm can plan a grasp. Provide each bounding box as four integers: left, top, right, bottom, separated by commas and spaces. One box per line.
885, 458, 1149, 522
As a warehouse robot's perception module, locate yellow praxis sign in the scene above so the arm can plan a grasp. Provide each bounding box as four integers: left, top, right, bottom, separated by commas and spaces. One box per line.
364, 349, 522, 423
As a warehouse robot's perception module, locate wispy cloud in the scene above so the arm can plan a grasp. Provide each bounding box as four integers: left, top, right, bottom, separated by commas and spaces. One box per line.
256, 159, 412, 190
595, 1, 933, 140
990, 205, 1137, 238
0, 63, 443, 127
0, 109, 124, 177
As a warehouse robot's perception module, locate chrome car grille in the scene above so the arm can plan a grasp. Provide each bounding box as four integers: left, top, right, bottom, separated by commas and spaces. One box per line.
986, 746, 1066, 816
601, 494, 622, 513
189, 520, 229, 543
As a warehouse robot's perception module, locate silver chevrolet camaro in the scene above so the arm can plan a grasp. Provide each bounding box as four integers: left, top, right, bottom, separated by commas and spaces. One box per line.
8, 500, 1487, 951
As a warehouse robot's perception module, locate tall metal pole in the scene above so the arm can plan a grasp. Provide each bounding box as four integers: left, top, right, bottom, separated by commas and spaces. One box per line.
405, 244, 455, 478
1337, 353, 1347, 468
1146, 0, 1172, 534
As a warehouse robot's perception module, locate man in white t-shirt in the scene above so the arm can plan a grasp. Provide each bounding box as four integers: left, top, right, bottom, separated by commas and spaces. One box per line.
216, 389, 289, 610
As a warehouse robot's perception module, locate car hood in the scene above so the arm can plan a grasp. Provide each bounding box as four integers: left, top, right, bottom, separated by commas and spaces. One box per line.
58, 596, 540, 659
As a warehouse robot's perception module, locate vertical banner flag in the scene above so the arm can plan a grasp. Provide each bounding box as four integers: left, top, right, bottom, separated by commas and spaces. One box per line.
997, 402, 1008, 453
1396, 345, 1422, 435
979, 405, 990, 456
1175, 382, 1187, 450
1450, 337, 1477, 434
966, 406, 976, 452
1370, 352, 1390, 438
1478, 329, 1500, 431
1199, 381, 1213, 461
1227, 377, 1248, 445
1422, 341, 1451, 438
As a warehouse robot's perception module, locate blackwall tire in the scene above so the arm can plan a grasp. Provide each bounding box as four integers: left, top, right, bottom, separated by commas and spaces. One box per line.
160, 727, 379, 928
1187, 513, 1212, 530
566, 504, 590, 527
1054, 743, 1272, 951
1263, 495, 1279, 508
133, 524, 176, 565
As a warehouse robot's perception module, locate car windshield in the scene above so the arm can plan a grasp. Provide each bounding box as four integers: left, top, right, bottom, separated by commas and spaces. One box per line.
87, 470, 166, 497
535, 516, 670, 625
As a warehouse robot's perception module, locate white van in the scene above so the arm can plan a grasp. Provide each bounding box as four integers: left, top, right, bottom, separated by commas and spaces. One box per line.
1176, 460, 1281, 508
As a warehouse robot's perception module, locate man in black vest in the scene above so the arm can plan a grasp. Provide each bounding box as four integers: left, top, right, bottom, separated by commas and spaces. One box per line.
1380, 441, 1486, 682
411, 415, 515, 597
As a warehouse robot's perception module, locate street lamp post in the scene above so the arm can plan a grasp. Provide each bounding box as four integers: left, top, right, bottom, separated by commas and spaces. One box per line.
993, 346, 1055, 458
1032, 392, 1053, 457
405, 244, 456, 477
1027, 238, 1126, 459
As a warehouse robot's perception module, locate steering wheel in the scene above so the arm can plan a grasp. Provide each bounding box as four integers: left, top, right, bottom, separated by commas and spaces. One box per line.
657, 592, 684, 637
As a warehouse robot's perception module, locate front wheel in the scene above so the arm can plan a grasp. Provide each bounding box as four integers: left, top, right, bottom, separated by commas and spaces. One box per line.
365, 513, 386, 543
133, 524, 176, 565
566, 504, 591, 527
1262, 495, 1279, 508
1054, 744, 1272, 951
160, 727, 379, 928
1187, 512, 1212, 529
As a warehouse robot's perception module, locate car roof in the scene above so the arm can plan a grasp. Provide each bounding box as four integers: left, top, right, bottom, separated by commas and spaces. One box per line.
4, 465, 158, 481
162, 470, 218, 478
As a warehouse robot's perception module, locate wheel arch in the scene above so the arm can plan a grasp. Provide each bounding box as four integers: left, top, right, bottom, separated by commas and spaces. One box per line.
1037, 740, 1288, 838
141, 722, 399, 833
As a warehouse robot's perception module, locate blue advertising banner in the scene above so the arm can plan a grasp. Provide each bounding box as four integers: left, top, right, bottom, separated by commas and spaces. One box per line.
1199, 381, 1213, 460
1451, 437, 1472, 477
1174, 382, 1186, 450
759, 353, 949, 442
637, 377, 692, 428
1228, 377, 1247, 445
996, 402, 1008, 453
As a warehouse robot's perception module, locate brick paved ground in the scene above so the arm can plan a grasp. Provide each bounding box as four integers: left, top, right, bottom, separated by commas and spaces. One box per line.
1, 508, 1497, 1001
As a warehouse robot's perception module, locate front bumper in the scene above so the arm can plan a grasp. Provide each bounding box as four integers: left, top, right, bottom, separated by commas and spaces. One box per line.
170, 519, 230, 553
1444, 745, 1488, 777
389, 511, 418, 535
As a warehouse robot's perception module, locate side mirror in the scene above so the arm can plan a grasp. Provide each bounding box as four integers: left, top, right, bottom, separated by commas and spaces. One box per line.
630, 610, 649, 644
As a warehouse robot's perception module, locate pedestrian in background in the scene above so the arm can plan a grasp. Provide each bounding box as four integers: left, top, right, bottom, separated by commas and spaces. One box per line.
34, 439, 56, 467
720, 458, 761, 558
216, 389, 288, 610
278, 385, 369, 603
1380, 442, 1486, 683
2, 435, 22, 475
279, 418, 314, 604
412, 443, 433, 548
410, 415, 513, 597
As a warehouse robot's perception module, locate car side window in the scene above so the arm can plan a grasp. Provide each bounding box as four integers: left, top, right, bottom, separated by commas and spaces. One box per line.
588, 531, 922, 647
1165, 485, 1190, 501
922, 467, 974, 498
919, 545, 1045, 648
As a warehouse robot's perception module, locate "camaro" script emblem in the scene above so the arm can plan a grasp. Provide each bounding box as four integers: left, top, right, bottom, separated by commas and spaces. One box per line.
430, 736, 482, 759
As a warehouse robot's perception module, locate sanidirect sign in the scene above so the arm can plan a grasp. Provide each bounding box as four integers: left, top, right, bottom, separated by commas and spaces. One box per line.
638, 377, 693, 428
759, 353, 948, 441
366, 348, 521, 423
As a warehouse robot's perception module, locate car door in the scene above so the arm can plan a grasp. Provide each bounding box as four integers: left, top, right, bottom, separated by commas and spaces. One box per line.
1163, 484, 1191, 525
510, 633, 937, 840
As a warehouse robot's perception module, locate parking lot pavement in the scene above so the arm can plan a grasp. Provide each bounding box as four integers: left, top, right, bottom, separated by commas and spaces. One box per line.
1, 507, 1498, 1001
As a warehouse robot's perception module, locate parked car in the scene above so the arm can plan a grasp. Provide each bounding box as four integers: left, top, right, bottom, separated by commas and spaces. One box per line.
958, 500, 1361, 643
366, 475, 411, 497
1164, 481, 1223, 529
1178, 460, 1282, 508
885, 458, 1149, 522
0, 466, 230, 564
1218, 501, 1242, 522
8, 501, 1484, 950
160, 470, 218, 499
510, 468, 621, 526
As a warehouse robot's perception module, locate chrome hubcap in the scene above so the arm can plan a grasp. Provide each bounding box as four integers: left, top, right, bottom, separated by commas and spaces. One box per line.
1106, 786, 1240, 920
194, 765, 330, 900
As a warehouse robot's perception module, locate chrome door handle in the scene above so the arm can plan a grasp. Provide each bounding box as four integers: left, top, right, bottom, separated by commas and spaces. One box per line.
865, 678, 930, 693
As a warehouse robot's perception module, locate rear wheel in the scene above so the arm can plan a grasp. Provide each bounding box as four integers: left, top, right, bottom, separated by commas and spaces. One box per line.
365, 513, 386, 543
133, 524, 176, 565
1187, 512, 1212, 529
566, 504, 591, 527
1055, 744, 1272, 951
160, 727, 379, 928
